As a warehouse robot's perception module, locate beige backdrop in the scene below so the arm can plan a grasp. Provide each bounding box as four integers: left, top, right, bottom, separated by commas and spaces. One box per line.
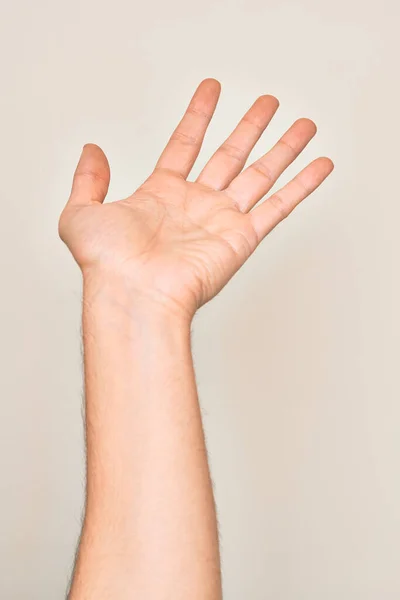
1, 0, 399, 598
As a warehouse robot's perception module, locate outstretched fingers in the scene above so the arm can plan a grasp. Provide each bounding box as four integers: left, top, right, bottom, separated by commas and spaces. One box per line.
226, 118, 317, 212
196, 94, 279, 190
155, 78, 221, 179
250, 157, 334, 241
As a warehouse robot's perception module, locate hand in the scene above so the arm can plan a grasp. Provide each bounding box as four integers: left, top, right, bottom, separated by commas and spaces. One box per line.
59, 78, 333, 319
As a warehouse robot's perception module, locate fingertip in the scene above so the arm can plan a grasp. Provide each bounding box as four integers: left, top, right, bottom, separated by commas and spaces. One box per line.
268, 94, 280, 106
201, 78, 221, 93
79, 143, 110, 171
296, 117, 317, 135
259, 94, 280, 109
82, 142, 98, 151
81, 142, 107, 156
318, 156, 335, 172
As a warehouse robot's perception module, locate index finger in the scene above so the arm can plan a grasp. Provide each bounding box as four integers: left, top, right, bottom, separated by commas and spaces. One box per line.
155, 78, 221, 179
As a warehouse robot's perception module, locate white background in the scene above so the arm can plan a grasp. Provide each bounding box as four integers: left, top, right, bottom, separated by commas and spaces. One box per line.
1, 0, 399, 597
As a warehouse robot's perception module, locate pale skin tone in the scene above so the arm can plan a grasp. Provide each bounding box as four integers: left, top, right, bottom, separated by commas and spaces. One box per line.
59, 78, 333, 599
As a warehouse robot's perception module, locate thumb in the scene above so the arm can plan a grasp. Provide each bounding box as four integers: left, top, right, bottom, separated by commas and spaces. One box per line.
68, 143, 110, 206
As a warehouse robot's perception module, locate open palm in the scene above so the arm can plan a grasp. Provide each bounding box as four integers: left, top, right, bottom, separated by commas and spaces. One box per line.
59, 79, 333, 317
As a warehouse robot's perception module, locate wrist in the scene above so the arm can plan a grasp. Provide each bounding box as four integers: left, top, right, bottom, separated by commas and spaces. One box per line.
81, 267, 194, 329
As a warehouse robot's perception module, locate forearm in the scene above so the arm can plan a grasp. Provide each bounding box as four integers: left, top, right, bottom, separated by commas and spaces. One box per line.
69, 273, 221, 599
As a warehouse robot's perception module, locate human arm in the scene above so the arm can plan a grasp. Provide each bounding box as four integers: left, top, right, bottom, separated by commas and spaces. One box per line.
59, 78, 333, 599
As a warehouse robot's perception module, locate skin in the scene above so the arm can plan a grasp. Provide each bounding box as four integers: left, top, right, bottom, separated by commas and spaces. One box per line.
59, 78, 333, 599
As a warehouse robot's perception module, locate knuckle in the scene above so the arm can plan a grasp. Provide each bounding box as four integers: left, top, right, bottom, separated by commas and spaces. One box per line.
218, 142, 246, 162
269, 194, 290, 219
170, 129, 199, 146
277, 138, 298, 157
75, 169, 108, 185
241, 114, 266, 134
251, 161, 274, 183
294, 177, 310, 196
186, 105, 212, 120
